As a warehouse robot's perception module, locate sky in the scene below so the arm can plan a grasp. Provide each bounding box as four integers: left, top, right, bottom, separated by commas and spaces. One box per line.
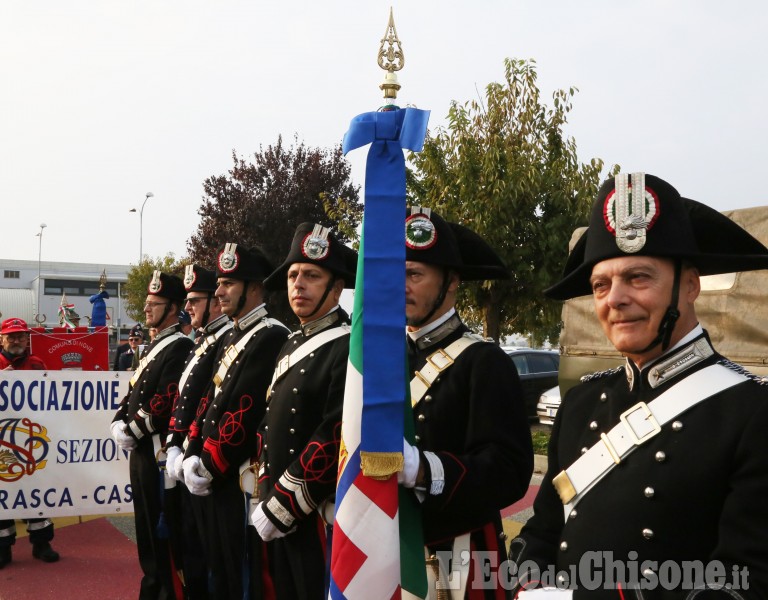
2, 1, 767, 267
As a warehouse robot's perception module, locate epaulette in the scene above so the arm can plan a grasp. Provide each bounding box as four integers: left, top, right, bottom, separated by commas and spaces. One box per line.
579, 365, 624, 383
718, 359, 768, 386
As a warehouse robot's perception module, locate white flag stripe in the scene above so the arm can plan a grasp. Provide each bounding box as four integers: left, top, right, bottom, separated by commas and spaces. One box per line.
335, 484, 401, 599
339, 359, 362, 461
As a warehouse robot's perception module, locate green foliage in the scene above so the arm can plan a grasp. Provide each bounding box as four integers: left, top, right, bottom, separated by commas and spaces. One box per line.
123, 254, 189, 323
531, 429, 551, 455
408, 58, 618, 344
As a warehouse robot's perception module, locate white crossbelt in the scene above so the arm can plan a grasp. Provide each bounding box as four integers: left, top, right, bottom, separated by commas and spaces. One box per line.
213, 318, 282, 395
177, 324, 233, 393
129, 333, 185, 388
269, 325, 349, 390
554, 363, 746, 518
410, 333, 483, 407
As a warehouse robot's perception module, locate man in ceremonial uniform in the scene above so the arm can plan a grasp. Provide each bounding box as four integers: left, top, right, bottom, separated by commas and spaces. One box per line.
252, 223, 357, 599
111, 271, 194, 600
399, 207, 533, 599
0, 318, 59, 568
183, 243, 288, 600
164, 264, 233, 598
115, 324, 144, 371
510, 173, 768, 599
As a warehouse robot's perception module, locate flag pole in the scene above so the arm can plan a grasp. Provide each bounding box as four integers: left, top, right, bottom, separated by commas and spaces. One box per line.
330, 10, 431, 599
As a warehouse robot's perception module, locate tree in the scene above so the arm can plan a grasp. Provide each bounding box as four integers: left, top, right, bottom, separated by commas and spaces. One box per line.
187, 135, 362, 326
123, 254, 189, 323
407, 58, 617, 345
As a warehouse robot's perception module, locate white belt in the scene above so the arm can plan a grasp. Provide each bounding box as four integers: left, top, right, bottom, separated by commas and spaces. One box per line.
554, 363, 746, 517
410, 334, 481, 407
270, 325, 349, 389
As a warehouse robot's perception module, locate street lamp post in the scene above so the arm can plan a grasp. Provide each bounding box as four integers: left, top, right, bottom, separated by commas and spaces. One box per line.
35, 223, 47, 325
129, 192, 154, 263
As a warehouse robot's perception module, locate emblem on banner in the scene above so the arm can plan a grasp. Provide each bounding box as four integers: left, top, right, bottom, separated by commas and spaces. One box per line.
218, 243, 239, 273
302, 225, 331, 260
61, 352, 84, 370
0, 418, 50, 482
405, 210, 437, 250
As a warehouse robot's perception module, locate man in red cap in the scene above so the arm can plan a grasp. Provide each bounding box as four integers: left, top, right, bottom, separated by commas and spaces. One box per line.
0, 317, 46, 370
0, 317, 60, 568
111, 271, 194, 599
511, 173, 768, 598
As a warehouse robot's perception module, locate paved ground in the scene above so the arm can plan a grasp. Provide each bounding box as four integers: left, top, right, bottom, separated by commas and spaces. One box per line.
1, 454, 549, 599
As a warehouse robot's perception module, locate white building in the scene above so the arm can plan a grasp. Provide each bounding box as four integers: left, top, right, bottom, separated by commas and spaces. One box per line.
0, 258, 136, 341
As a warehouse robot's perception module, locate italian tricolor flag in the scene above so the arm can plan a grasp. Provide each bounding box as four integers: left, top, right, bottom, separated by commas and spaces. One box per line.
329, 107, 430, 600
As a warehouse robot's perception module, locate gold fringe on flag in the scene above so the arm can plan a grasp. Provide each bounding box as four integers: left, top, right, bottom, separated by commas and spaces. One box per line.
360, 451, 404, 480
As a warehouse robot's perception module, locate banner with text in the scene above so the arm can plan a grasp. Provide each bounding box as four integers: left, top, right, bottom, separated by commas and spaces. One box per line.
0, 371, 133, 519
30, 328, 110, 371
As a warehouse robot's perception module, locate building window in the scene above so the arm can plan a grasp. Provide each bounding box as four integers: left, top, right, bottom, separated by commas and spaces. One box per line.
4, 270, 20, 279
44, 278, 119, 297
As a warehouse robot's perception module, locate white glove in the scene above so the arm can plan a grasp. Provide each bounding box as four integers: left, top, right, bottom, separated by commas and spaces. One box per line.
183, 456, 213, 496
171, 449, 186, 482
251, 502, 288, 541
165, 446, 183, 481
397, 439, 420, 488
111, 421, 137, 451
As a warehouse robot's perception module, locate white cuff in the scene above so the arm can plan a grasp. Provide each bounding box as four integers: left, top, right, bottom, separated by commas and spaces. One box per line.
423, 451, 444, 495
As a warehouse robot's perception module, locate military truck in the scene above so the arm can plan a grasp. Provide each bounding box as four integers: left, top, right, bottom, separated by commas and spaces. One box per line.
557, 205, 768, 395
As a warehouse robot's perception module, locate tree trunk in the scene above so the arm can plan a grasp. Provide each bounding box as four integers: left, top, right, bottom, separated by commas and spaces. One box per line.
482, 292, 503, 343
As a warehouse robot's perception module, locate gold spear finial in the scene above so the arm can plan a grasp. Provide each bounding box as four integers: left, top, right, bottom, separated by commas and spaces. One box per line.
377, 8, 404, 105
99, 269, 107, 292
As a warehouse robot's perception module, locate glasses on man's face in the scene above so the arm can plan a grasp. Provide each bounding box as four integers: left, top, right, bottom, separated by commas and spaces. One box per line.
144, 301, 169, 310
3, 333, 28, 342
128, 337, 140, 342
185, 297, 207, 305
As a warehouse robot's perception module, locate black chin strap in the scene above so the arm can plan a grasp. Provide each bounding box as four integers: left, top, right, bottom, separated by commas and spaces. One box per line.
156, 301, 175, 331
232, 282, 250, 320
302, 276, 337, 321
411, 268, 452, 328
201, 293, 213, 328
639, 259, 682, 354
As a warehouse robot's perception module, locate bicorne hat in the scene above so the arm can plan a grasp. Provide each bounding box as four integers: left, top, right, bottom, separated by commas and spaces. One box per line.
147, 271, 186, 303
215, 242, 274, 282
405, 206, 509, 281
183, 264, 218, 293
545, 172, 768, 300
128, 324, 144, 339
263, 223, 358, 290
